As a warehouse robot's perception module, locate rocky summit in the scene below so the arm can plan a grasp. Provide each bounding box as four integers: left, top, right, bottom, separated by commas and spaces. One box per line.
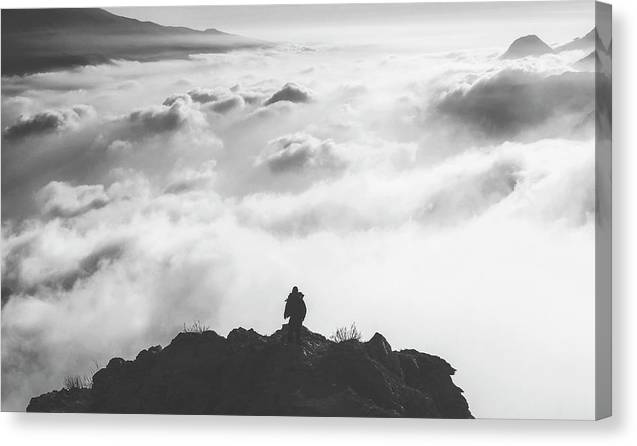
27, 326, 472, 418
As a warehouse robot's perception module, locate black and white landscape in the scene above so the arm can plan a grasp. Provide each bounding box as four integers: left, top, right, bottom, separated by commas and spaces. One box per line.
1, 2, 610, 418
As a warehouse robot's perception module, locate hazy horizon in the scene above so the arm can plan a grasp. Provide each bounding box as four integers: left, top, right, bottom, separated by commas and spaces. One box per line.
108, 2, 595, 49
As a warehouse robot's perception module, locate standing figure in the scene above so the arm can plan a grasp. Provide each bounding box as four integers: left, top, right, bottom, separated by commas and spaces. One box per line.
284, 286, 307, 344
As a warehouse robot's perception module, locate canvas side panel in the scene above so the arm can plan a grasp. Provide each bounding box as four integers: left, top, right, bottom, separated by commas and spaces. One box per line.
594, 0, 612, 421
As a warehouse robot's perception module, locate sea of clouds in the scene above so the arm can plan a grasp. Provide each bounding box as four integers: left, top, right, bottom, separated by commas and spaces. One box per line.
2, 41, 597, 418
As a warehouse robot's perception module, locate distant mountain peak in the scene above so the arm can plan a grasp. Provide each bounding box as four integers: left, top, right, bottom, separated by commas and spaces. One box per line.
574, 50, 600, 72
555, 27, 599, 52
1, 8, 265, 76
500, 34, 554, 59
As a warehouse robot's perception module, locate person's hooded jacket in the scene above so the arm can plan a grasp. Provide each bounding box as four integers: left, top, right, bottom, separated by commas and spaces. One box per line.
284, 291, 307, 322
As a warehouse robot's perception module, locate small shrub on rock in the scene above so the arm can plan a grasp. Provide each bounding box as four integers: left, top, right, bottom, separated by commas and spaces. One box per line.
331, 323, 362, 343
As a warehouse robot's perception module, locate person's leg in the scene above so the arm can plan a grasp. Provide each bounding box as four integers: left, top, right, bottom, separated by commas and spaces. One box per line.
287, 321, 294, 343
291, 319, 301, 344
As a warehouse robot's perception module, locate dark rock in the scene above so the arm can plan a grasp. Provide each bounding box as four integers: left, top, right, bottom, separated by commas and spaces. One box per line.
227, 327, 267, 348
365, 332, 403, 378
27, 326, 472, 418
106, 357, 125, 369
27, 388, 93, 413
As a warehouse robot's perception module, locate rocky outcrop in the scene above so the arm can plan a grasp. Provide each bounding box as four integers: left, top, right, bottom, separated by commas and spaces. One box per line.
27, 326, 472, 418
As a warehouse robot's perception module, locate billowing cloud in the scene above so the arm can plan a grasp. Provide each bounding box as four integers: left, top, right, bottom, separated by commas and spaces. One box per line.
3, 236, 126, 298
163, 88, 245, 115
257, 133, 345, 173
264, 82, 313, 106
433, 69, 594, 139
36, 181, 110, 218
239, 90, 267, 105
106, 139, 133, 153
242, 138, 593, 234
186, 88, 219, 104
162, 93, 193, 107
126, 98, 200, 135
2, 105, 95, 140
241, 100, 294, 124
208, 95, 244, 114
163, 88, 223, 107
163, 161, 217, 194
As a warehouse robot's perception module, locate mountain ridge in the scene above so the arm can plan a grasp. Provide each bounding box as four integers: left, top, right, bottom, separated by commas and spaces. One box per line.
1, 8, 266, 76
554, 27, 601, 52
27, 325, 473, 418
1, 8, 224, 35
500, 28, 600, 60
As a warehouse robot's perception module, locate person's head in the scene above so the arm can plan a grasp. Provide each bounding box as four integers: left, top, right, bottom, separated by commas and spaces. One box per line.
292, 286, 298, 293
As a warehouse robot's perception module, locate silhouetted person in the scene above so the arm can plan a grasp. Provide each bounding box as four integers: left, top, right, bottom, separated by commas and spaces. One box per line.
284, 286, 307, 344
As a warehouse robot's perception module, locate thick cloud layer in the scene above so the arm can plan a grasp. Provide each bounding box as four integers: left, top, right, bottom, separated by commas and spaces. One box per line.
433, 69, 594, 140
36, 181, 110, 218
2, 35, 597, 419
2, 105, 95, 140
127, 101, 192, 134
258, 133, 345, 173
